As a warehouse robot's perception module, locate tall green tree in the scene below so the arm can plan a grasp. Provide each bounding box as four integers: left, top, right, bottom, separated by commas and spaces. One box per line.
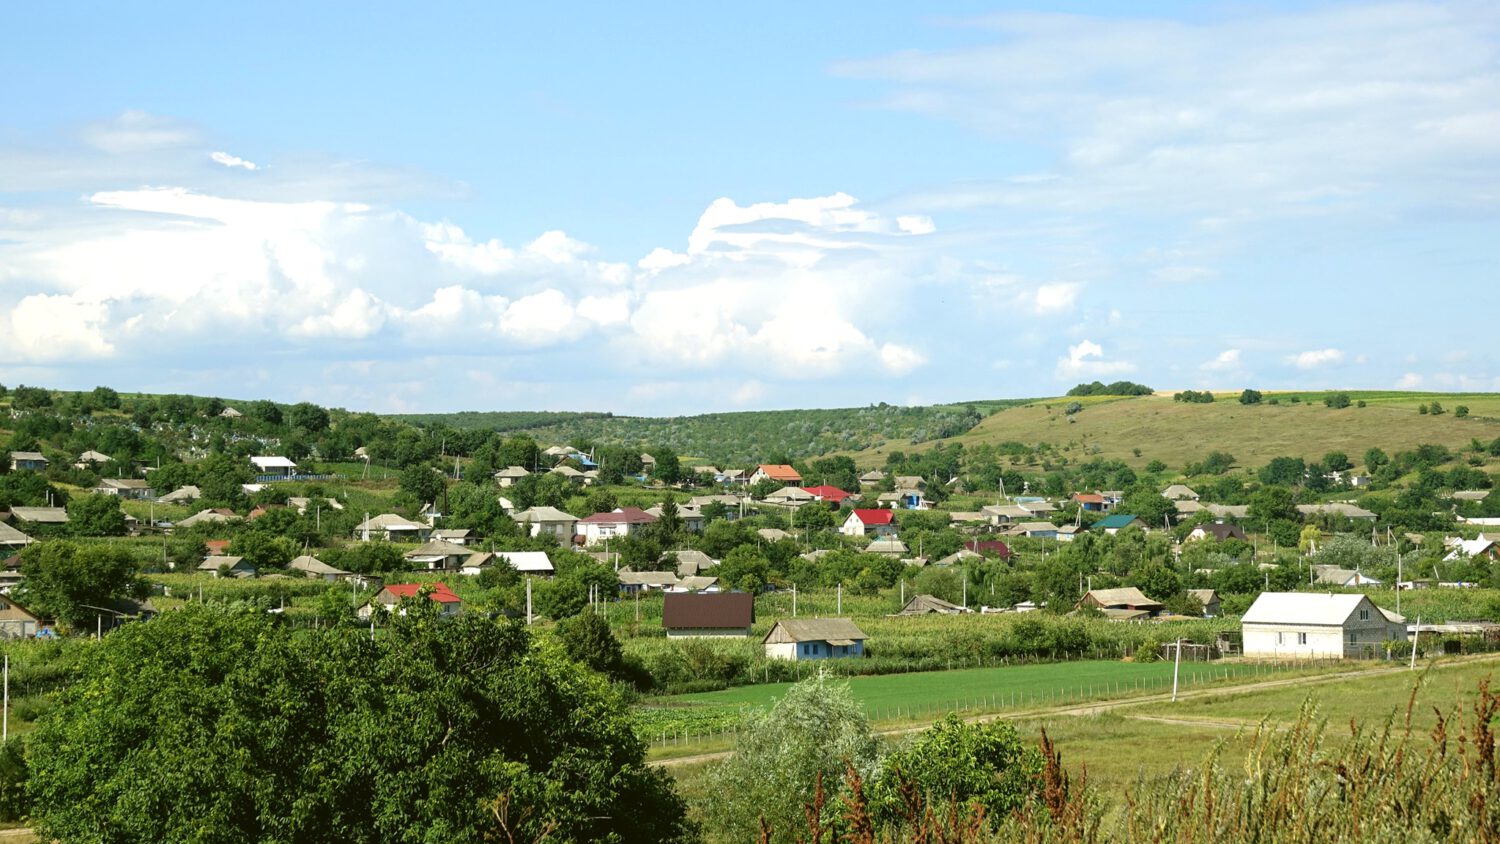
64, 492, 127, 537
14, 541, 145, 629
26, 604, 694, 843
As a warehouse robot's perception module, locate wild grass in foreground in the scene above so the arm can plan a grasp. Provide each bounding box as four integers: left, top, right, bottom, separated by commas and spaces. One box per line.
763, 677, 1500, 842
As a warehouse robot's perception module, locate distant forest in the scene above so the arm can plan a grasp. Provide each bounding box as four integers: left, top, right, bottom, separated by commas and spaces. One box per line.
395, 400, 1031, 463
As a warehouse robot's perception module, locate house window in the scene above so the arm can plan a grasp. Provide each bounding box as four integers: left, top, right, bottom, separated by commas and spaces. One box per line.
1297, 632, 1308, 645
1359, 609, 1370, 621
1348, 632, 1357, 645
1277, 632, 1283, 645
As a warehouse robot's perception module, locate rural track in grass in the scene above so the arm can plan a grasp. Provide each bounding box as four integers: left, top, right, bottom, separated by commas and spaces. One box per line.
651, 651, 1500, 768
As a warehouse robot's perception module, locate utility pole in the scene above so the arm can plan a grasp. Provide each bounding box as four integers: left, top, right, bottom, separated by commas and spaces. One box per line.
3, 653, 8, 744
792, 583, 797, 617
526, 577, 533, 625
836, 582, 842, 615
1410, 616, 1421, 670
1171, 639, 1184, 701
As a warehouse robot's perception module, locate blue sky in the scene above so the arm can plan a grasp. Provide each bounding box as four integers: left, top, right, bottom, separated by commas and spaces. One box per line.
2, 2, 1497, 414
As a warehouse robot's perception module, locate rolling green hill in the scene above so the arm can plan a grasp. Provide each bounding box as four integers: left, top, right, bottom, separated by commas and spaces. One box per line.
849, 391, 1500, 471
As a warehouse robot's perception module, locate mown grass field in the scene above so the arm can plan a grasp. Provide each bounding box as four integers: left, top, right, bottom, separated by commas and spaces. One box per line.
1017, 655, 1500, 797
853, 391, 1500, 470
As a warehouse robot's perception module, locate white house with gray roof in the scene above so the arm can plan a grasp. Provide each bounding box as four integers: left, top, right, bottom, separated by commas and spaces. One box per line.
1241, 592, 1405, 659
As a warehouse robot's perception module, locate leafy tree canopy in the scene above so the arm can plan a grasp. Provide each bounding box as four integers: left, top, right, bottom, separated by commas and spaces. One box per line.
27, 604, 694, 843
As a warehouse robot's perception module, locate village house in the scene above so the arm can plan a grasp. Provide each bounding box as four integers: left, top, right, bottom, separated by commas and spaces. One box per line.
495, 551, 555, 577
1161, 484, 1200, 501
8, 452, 48, 472
403, 539, 474, 571
494, 466, 530, 486
74, 450, 112, 469
763, 486, 816, 506
7, 507, 69, 528
1188, 589, 1222, 617
357, 582, 462, 619
801, 485, 852, 506
763, 618, 868, 661
197, 555, 257, 578
93, 478, 155, 500
1443, 537, 1500, 562
158, 485, 201, 505
750, 464, 803, 485
646, 503, 705, 533
575, 507, 658, 545
981, 504, 1031, 525
1070, 492, 1110, 513
1241, 592, 1405, 658
1312, 565, 1382, 587
1187, 522, 1248, 542
858, 470, 887, 486
841, 508, 896, 538
177, 508, 240, 529
895, 594, 972, 616
353, 513, 429, 542
661, 592, 754, 638
617, 570, 681, 594
0, 522, 33, 553
511, 506, 579, 540
1297, 502, 1378, 521
430, 528, 471, 546
250, 456, 298, 479
866, 537, 909, 558
288, 555, 353, 581
0, 596, 42, 639
1077, 587, 1164, 620
1004, 521, 1060, 539
1093, 514, 1148, 535
756, 527, 792, 542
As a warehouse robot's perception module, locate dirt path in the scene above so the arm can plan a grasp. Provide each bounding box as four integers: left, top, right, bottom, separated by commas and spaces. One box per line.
652, 652, 1500, 768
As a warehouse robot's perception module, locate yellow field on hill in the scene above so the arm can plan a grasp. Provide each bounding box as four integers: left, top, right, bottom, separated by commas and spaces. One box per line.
855, 392, 1500, 471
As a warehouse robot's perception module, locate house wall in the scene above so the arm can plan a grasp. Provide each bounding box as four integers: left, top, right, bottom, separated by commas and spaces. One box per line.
1243, 614, 1399, 659
840, 514, 865, 537
665, 627, 750, 639
766, 642, 799, 660
773, 640, 864, 660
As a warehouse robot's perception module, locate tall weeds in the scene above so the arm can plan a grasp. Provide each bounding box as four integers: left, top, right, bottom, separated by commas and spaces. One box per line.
782, 677, 1500, 842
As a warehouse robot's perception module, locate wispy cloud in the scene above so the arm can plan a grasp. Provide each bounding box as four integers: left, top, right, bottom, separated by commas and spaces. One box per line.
1056, 340, 1134, 379
210, 151, 258, 171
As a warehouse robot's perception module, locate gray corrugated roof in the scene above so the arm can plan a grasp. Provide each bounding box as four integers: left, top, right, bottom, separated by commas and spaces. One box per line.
764, 618, 867, 643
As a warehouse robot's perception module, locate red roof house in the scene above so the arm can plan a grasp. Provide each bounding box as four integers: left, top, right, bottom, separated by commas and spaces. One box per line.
576, 507, 659, 545
360, 581, 462, 618
801, 485, 852, 504
963, 539, 1013, 560
841, 508, 896, 537
752, 464, 803, 484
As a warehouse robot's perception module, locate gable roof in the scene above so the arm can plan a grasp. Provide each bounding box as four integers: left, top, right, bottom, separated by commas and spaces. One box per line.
8, 506, 69, 524
8, 451, 47, 463
497, 551, 554, 573
963, 539, 1013, 559
866, 537, 909, 554
511, 506, 578, 523
763, 618, 867, 645
1081, 587, 1163, 610
159, 485, 202, 503
198, 555, 252, 572
354, 513, 424, 532
403, 539, 474, 559
382, 582, 462, 604
1161, 484, 1200, 500
288, 555, 350, 576
896, 594, 970, 615
1242, 592, 1400, 626
577, 507, 657, 525
251, 456, 297, 469
755, 464, 803, 482
662, 592, 754, 630
1193, 522, 1247, 541
76, 450, 113, 463
0, 522, 34, 546
1188, 589, 1218, 606
1094, 514, 1145, 530
849, 508, 895, 526
1071, 492, 1105, 504
494, 466, 531, 478
801, 485, 852, 502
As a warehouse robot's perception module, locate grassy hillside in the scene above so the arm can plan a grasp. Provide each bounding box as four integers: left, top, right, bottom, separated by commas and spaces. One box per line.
395, 400, 1031, 464
852, 391, 1500, 471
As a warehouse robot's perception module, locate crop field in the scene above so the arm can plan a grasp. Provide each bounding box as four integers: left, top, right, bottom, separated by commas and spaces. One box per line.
639, 657, 1355, 754
853, 391, 1500, 470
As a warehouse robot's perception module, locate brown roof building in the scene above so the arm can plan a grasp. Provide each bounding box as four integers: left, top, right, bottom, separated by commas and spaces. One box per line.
661, 592, 754, 638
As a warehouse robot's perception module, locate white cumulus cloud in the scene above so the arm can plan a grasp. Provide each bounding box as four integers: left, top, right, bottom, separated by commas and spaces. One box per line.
1056, 340, 1135, 379
1201, 348, 1241, 371
1290, 348, 1345, 370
